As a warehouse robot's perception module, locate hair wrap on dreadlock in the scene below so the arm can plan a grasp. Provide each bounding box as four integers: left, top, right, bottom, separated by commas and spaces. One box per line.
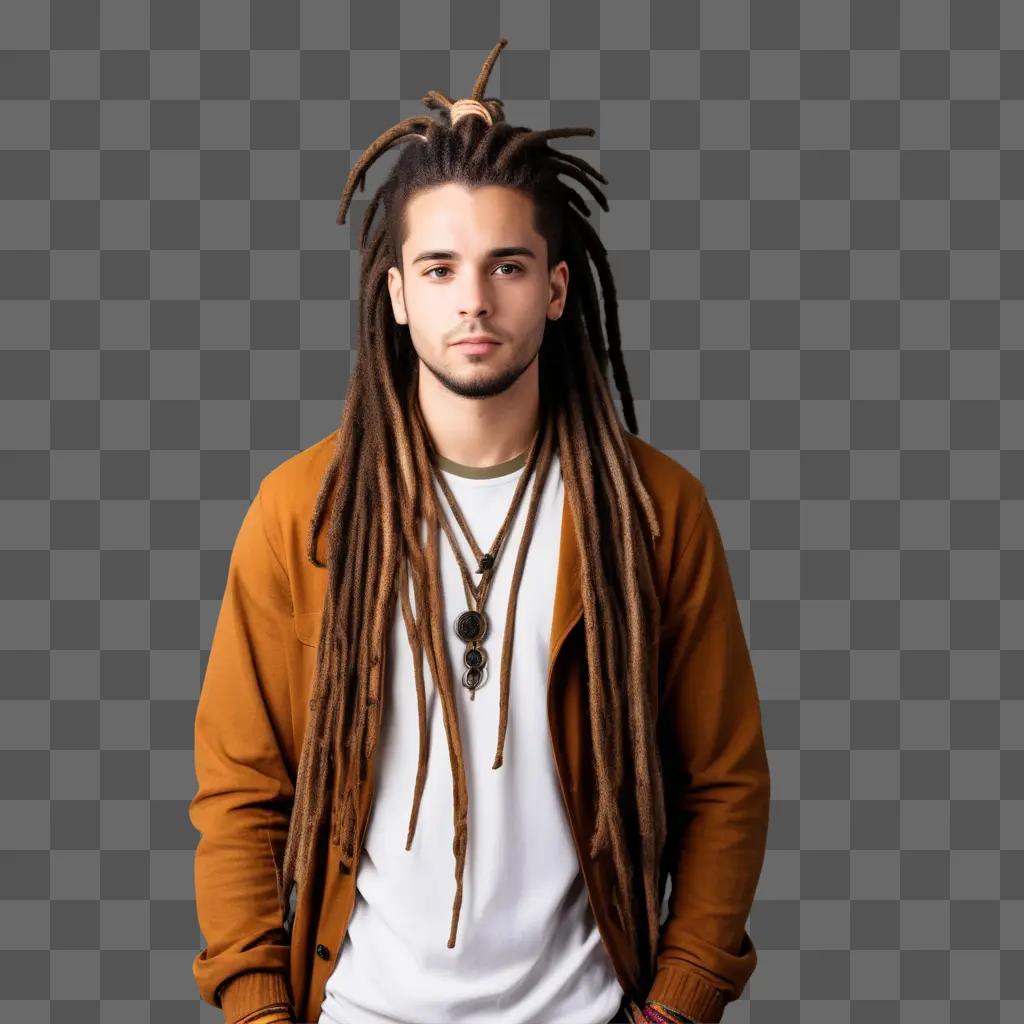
278, 36, 668, 982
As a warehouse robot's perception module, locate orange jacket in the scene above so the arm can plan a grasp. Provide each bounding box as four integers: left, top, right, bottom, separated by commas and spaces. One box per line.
190, 429, 771, 1024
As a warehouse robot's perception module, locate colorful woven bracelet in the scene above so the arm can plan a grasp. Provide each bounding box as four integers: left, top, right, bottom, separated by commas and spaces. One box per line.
643, 999, 696, 1024
626, 999, 648, 1023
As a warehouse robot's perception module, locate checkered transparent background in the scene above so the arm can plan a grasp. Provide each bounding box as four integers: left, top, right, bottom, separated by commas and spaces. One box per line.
1, 1, 1023, 1021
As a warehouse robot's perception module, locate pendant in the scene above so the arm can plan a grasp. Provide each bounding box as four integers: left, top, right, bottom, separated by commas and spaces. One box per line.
454, 609, 487, 644
462, 644, 487, 701
454, 611, 489, 701
456, 610, 487, 700
461, 658, 487, 701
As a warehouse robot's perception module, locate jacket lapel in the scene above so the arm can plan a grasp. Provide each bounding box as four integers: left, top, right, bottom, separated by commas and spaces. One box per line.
548, 483, 583, 668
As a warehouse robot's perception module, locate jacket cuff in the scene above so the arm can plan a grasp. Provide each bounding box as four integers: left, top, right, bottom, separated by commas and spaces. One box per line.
217, 970, 294, 1024
646, 966, 726, 1023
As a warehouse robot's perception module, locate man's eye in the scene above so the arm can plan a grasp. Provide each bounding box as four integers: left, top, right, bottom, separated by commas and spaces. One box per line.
424, 264, 523, 279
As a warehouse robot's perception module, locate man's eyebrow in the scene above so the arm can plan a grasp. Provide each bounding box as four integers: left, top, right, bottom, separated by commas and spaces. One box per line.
410, 246, 537, 265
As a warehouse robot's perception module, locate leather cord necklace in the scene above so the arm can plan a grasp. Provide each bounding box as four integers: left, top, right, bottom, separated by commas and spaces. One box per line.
416, 399, 555, 702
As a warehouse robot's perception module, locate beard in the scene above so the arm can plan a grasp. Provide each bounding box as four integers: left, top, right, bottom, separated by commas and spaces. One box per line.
417, 339, 542, 399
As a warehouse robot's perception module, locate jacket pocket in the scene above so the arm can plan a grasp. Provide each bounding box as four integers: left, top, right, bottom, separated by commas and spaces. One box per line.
293, 610, 322, 647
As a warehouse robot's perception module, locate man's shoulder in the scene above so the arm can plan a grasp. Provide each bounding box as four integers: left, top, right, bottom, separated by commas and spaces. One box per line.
252, 427, 706, 562
255, 429, 340, 551
623, 432, 706, 512
261, 428, 340, 497
622, 435, 714, 610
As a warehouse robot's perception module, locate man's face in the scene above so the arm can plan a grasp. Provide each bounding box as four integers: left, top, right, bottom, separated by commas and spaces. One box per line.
386, 182, 568, 399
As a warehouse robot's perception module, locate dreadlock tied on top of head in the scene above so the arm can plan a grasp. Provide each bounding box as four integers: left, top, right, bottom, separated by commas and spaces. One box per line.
279, 36, 669, 987
335, 40, 511, 228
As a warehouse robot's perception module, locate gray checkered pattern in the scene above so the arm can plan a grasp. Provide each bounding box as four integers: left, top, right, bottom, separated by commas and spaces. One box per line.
1, 1, 1021, 1021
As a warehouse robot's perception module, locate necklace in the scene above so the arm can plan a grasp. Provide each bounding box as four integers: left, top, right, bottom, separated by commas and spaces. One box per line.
420, 404, 554, 701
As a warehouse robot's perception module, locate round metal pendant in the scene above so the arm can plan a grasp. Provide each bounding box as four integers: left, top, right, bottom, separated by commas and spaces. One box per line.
454, 609, 487, 643
462, 664, 486, 693
464, 645, 486, 670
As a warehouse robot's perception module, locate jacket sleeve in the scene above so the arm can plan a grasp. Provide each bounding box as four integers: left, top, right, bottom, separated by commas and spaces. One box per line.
646, 488, 771, 1024
189, 484, 298, 1024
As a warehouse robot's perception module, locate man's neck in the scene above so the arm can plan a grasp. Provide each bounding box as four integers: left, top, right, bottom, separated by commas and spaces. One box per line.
415, 363, 541, 469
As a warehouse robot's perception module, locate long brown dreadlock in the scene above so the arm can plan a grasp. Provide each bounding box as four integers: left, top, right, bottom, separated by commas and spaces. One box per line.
279, 37, 669, 983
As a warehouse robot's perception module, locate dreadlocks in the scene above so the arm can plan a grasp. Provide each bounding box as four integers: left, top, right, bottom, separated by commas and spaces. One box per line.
279, 37, 668, 982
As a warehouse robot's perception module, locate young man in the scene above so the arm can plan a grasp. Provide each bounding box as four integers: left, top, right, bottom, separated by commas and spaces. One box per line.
190, 39, 770, 1024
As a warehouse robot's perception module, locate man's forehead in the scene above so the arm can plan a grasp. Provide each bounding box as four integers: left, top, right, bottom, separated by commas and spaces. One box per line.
404, 185, 533, 229
399, 185, 544, 263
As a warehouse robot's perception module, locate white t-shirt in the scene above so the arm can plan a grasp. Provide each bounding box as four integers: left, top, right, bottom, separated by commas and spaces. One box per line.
319, 447, 625, 1024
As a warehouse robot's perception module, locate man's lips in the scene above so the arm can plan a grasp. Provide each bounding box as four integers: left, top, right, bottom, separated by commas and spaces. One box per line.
452, 335, 501, 353
453, 335, 500, 346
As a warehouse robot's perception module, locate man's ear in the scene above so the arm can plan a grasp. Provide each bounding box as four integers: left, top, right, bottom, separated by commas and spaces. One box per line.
386, 266, 408, 325
548, 259, 569, 320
